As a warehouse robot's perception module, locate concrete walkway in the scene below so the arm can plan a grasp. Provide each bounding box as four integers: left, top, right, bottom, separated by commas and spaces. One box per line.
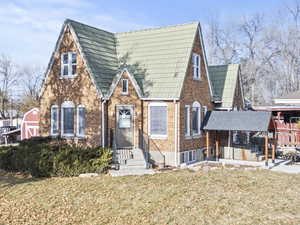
217, 159, 300, 174
270, 164, 300, 174
109, 168, 157, 177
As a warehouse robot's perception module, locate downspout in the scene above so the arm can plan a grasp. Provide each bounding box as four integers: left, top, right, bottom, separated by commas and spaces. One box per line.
101, 99, 107, 147
174, 100, 178, 167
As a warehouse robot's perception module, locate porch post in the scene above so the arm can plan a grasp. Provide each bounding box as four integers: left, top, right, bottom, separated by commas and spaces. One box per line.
265, 133, 268, 167
206, 130, 210, 160
215, 131, 219, 161
272, 131, 276, 163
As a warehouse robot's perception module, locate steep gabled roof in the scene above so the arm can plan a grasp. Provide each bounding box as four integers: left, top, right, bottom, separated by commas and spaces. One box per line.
42, 19, 211, 99
67, 20, 119, 96
115, 22, 199, 98
208, 64, 240, 108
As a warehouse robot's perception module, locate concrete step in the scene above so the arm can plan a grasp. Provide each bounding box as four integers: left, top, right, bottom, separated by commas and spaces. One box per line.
119, 164, 148, 170
126, 160, 147, 166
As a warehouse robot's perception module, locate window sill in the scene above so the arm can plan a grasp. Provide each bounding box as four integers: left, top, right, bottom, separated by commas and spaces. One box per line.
150, 135, 167, 140
185, 135, 192, 140
193, 77, 201, 81
59, 75, 77, 79
121, 93, 128, 96
192, 134, 201, 139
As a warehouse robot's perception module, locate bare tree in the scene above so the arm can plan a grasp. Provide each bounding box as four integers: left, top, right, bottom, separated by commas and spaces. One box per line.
0, 54, 18, 118
18, 65, 44, 113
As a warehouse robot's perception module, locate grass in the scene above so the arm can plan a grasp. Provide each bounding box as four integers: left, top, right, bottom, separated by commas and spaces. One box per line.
0, 168, 300, 225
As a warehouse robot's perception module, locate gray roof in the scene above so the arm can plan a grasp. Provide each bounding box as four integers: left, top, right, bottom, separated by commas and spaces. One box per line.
66, 19, 199, 98
208, 64, 240, 107
202, 111, 272, 132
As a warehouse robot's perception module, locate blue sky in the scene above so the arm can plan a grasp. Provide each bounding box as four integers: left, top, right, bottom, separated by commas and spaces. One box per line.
0, 0, 293, 66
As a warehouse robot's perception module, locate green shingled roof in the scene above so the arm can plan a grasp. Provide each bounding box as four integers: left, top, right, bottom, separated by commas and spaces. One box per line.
65, 19, 199, 98
208, 64, 240, 108
68, 20, 118, 96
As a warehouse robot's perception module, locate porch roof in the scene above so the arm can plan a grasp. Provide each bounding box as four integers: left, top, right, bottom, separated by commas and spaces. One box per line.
202, 111, 272, 132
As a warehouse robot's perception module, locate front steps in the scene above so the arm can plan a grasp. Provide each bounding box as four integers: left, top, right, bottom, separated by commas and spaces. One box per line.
110, 148, 156, 176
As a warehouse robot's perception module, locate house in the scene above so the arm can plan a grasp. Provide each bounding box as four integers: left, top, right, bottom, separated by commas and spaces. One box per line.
39, 19, 243, 167
253, 90, 300, 147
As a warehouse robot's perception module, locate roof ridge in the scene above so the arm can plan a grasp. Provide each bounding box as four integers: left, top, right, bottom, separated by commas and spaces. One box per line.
65, 18, 115, 35
115, 21, 199, 35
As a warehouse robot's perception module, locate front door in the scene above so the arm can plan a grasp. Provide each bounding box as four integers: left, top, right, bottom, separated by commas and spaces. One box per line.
116, 105, 134, 148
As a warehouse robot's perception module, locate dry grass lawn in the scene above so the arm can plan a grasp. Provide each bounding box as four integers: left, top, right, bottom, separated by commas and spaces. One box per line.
0, 168, 300, 225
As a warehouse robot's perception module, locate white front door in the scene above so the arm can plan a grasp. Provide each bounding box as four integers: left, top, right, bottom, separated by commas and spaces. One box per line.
116, 105, 134, 148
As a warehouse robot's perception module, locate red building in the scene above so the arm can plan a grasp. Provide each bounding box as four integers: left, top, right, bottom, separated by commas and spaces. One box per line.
21, 108, 40, 140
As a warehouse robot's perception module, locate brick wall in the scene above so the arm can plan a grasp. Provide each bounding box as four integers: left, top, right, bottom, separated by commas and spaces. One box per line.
39, 27, 102, 146
179, 28, 214, 152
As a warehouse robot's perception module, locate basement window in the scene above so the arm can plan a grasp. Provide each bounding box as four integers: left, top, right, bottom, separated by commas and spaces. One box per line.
61, 52, 77, 77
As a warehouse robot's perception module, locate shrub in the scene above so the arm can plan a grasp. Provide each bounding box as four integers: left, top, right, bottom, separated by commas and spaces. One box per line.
0, 137, 112, 177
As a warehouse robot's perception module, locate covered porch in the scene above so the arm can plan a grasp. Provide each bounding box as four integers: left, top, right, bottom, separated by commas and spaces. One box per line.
203, 111, 276, 166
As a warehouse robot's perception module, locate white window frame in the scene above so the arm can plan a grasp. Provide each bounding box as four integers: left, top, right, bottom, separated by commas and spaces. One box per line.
184, 105, 190, 137
192, 53, 201, 80
148, 102, 168, 139
203, 106, 207, 118
121, 79, 128, 95
61, 101, 75, 137
192, 101, 201, 136
51, 105, 59, 136
60, 52, 77, 78
77, 104, 86, 138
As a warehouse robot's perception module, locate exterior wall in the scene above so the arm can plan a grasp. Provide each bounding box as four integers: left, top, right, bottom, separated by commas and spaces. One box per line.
107, 72, 177, 166
107, 72, 142, 148
179, 28, 214, 161
143, 101, 177, 166
39, 27, 102, 146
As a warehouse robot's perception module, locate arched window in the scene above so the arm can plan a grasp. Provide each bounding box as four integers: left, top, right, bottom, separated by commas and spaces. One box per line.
51, 105, 59, 136
77, 105, 86, 137
61, 101, 75, 136
192, 101, 201, 136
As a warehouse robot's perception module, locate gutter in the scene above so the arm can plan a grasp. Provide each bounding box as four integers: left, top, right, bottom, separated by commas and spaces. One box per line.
174, 100, 179, 167
101, 99, 107, 147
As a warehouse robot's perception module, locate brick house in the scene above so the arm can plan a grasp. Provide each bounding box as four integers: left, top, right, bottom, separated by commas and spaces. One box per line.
39, 19, 244, 167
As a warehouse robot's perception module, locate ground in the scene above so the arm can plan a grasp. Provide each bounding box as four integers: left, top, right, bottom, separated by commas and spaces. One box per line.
0, 168, 300, 225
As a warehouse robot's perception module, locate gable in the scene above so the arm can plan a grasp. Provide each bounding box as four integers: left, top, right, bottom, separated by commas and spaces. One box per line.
179, 27, 213, 103
39, 26, 100, 103
107, 69, 142, 99
208, 64, 240, 108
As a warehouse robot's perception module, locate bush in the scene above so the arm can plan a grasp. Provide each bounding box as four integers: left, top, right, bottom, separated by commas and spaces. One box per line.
0, 137, 112, 177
